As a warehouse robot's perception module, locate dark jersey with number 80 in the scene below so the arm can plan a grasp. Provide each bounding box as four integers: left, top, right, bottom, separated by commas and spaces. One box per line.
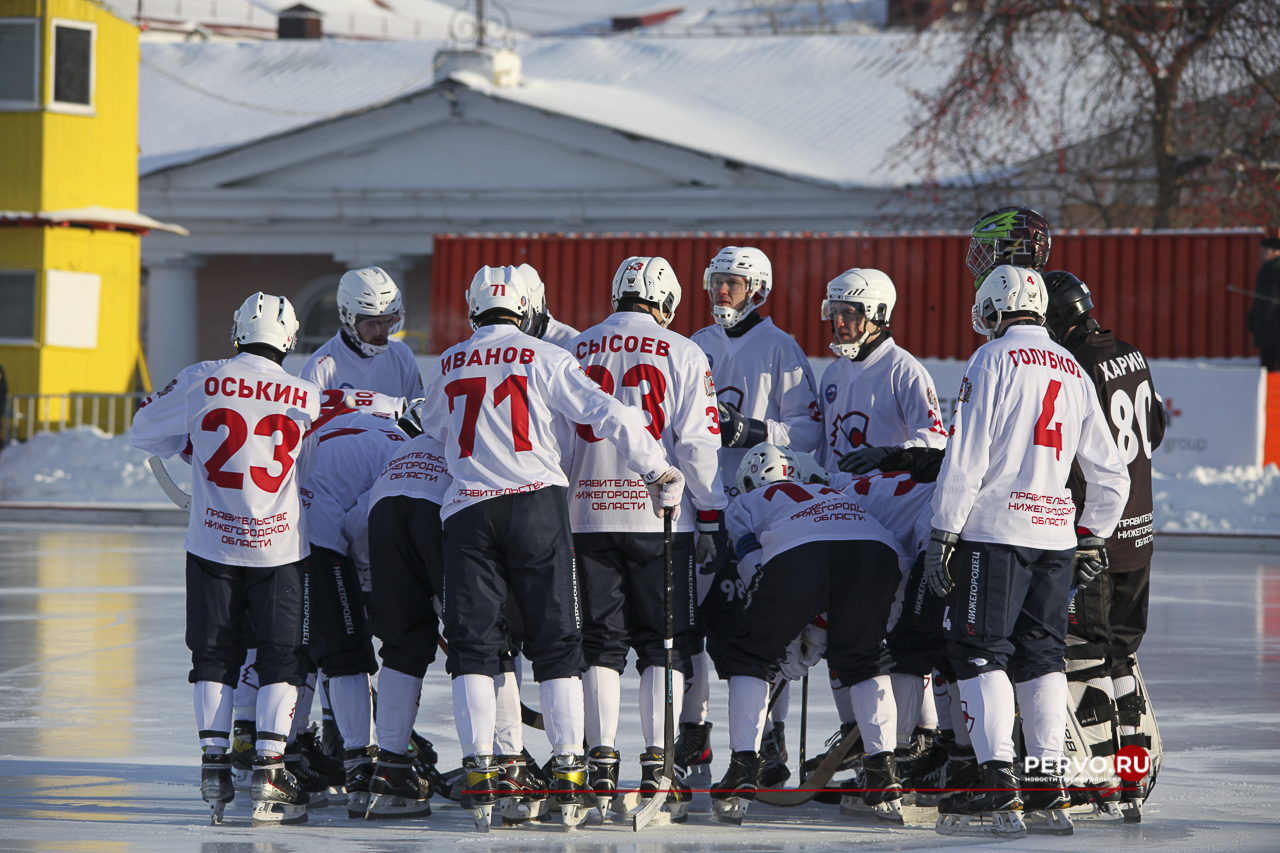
1067, 331, 1165, 572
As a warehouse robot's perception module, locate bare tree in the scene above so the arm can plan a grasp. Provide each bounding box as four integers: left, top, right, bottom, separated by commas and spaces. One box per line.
902, 0, 1280, 228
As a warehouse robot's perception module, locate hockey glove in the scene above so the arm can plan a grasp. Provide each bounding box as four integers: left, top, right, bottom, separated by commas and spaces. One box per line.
878, 446, 946, 482
644, 467, 686, 521
780, 635, 809, 681
718, 402, 768, 449
838, 445, 892, 474
1074, 529, 1109, 587
798, 619, 827, 668
695, 511, 719, 565
924, 528, 960, 597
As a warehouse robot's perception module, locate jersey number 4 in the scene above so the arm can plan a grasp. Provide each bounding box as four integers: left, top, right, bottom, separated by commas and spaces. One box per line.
1034, 380, 1064, 460
445, 376, 531, 458
203, 408, 301, 492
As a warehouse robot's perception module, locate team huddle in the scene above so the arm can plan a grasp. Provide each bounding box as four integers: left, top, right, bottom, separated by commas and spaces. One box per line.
131, 206, 1166, 838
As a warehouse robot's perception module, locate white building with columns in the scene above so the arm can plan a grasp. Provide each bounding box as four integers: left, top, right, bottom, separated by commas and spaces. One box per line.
137, 34, 960, 384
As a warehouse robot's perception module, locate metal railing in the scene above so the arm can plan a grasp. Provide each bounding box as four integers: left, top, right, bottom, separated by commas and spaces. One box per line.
4, 393, 149, 443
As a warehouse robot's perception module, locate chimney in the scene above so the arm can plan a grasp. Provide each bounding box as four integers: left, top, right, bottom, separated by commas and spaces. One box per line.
278, 4, 323, 39
433, 47, 522, 87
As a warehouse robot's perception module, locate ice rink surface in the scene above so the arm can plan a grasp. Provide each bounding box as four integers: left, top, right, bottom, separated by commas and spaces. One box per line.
0, 524, 1276, 852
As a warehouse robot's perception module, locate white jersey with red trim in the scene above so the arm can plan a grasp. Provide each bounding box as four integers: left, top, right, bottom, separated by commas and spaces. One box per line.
831, 470, 936, 556
422, 323, 671, 520
726, 480, 904, 568
130, 352, 321, 567
817, 337, 948, 470
566, 312, 727, 533
300, 409, 407, 554
931, 325, 1130, 549
300, 333, 423, 400
369, 433, 453, 507
692, 317, 822, 497
542, 316, 580, 350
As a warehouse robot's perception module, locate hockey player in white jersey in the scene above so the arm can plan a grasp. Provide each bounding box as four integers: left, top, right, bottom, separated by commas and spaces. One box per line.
567, 256, 726, 819
130, 293, 320, 827
926, 266, 1129, 838
686, 246, 823, 787
713, 444, 907, 825
301, 267, 424, 400
420, 264, 685, 831
521, 263, 580, 348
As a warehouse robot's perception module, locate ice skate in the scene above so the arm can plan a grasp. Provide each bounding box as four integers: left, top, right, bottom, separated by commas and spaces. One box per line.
249, 754, 310, 827
915, 734, 976, 807
1120, 777, 1147, 823
710, 750, 760, 825
1067, 785, 1123, 822
632, 746, 690, 825
497, 753, 550, 824
800, 722, 862, 803
296, 726, 347, 801
551, 754, 594, 830
896, 728, 949, 805
461, 754, 499, 832
840, 751, 907, 824
343, 746, 376, 819
200, 753, 234, 825
230, 720, 256, 790
1022, 770, 1073, 835
283, 739, 329, 809
587, 746, 620, 816
759, 722, 791, 789
934, 760, 1025, 839
674, 721, 713, 788
366, 748, 431, 820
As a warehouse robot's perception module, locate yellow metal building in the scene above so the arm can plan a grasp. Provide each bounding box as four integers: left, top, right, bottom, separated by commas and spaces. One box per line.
0, 0, 182, 413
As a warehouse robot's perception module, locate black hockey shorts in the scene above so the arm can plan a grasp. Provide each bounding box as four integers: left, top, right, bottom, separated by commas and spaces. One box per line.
441, 487, 585, 682
699, 546, 748, 671
185, 552, 305, 687
302, 545, 378, 678
718, 539, 901, 688
368, 495, 442, 679
574, 530, 697, 677
1064, 563, 1151, 674
944, 540, 1075, 683
888, 552, 954, 680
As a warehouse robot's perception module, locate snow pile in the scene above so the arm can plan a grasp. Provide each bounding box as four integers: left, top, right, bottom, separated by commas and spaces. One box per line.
1153, 464, 1280, 535
0, 427, 191, 504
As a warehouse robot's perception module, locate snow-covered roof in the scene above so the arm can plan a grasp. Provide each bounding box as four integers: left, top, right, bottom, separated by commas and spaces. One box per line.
139, 34, 959, 187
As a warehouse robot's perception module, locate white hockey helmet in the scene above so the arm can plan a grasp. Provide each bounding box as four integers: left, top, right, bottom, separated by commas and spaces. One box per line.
612, 256, 681, 327
821, 268, 897, 360
736, 442, 801, 494
230, 292, 299, 354
972, 264, 1047, 339
467, 265, 535, 333
793, 450, 830, 486
703, 246, 773, 328
338, 267, 404, 357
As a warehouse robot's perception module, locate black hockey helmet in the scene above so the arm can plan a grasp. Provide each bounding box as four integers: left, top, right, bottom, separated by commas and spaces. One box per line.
966, 207, 1052, 279
1043, 270, 1099, 343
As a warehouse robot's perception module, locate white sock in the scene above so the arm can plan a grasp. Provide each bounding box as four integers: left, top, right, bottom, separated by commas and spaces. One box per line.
770, 680, 790, 724
232, 649, 258, 721
375, 668, 422, 755
329, 674, 373, 750
583, 666, 621, 748
290, 675, 315, 741
920, 672, 939, 728
958, 671, 1016, 763
255, 682, 298, 755
947, 680, 971, 745
494, 671, 524, 755
934, 674, 952, 731
679, 651, 711, 725
831, 670, 856, 724
849, 675, 896, 756
728, 676, 770, 752
514, 654, 526, 689
640, 665, 685, 749
452, 673, 496, 757
890, 672, 925, 746
541, 676, 585, 755
1016, 672, 1068, 763
194, 681, 234, 750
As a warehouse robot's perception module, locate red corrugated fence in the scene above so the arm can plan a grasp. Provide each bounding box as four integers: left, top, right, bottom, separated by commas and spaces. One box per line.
430, 230, 1267, 360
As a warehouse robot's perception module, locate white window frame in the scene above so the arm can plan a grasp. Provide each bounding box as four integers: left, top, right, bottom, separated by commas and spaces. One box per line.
0, 18, 41, 112
48, 17, 95, 116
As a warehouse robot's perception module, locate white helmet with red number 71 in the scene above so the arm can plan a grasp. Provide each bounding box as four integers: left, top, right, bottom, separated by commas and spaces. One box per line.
612, 256, 681, 327
467, 265, 535, 333
231, 291, 300, 354
735, 442, 801, 494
